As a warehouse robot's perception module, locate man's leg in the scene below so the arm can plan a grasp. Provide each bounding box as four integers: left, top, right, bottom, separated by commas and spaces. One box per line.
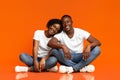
51, 49, 76, 66
72, 46, 101, 72
44, 56, 59, 72
44, 56, 58, 69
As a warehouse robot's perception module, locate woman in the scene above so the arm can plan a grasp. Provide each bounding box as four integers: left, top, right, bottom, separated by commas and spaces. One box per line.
15, 19, 63, 72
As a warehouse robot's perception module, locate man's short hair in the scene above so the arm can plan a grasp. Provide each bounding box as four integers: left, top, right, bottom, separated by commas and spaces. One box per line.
61, 15, 72, 20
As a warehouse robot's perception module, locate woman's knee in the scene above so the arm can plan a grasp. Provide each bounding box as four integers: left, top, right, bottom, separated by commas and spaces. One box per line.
19, 53, 33, 66
19, 53, 28, 61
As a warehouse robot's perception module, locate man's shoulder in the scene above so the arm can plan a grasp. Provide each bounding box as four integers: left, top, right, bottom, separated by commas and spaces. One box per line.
74, 27, 82, 32
54, 31, 65, 38
55, 31, 64, 36
74, 27, 87, 32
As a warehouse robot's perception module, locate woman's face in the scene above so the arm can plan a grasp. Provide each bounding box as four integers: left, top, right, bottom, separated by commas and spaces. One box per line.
48, 23, 61, 36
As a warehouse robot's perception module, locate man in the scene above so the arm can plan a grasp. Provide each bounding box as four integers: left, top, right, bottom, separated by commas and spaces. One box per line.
48, 15, 101, 73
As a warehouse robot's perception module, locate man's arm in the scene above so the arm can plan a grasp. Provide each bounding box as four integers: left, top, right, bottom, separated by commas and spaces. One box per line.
87, 35, 101, 48
48, 37, 63, 49
83, 35, 101, 61
48, 37, 71, 59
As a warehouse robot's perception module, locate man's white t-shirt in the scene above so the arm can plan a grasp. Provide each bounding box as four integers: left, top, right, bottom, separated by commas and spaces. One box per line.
54, 28, 90, 53
33, 30, 52, 57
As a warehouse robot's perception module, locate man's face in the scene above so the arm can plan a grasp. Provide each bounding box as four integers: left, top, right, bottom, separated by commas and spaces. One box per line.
62, 17, 73, 32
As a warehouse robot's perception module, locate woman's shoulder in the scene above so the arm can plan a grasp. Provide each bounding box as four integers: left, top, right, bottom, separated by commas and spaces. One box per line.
34, 30, 44, 34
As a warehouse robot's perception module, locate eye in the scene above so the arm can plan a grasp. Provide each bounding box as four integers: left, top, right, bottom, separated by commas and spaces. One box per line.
53, 24, 60, 31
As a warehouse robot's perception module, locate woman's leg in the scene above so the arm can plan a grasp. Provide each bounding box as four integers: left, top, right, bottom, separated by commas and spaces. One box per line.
19, 53, 34, 71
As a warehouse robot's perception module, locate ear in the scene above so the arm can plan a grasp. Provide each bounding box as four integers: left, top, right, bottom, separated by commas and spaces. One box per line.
71, 20, 73, 24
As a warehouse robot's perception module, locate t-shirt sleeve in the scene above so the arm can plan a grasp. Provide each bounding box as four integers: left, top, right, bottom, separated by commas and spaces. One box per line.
79, 29, 90, 39
54, 32, 62, 41
33, 30, 40, 41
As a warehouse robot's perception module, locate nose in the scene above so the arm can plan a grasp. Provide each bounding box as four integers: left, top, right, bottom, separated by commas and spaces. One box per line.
63, 23, 67, 27
64, 24, 69, 28
52, 27, 57, 33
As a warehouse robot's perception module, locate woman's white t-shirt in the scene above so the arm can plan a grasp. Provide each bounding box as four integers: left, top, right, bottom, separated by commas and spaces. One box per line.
54, 28, 90, 53
33, 30, 52, 57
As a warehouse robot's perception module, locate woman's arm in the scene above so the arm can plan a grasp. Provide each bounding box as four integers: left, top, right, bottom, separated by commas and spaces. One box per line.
32, 40, 40, 72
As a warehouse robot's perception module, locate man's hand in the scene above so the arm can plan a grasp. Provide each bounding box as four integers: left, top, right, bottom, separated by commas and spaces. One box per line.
83, 45, 91, 61
62, 45, 71, 59
39, 58, 46, 71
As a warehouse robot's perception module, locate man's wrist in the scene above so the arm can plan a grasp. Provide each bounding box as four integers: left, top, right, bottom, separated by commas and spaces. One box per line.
59, 44, 65, 49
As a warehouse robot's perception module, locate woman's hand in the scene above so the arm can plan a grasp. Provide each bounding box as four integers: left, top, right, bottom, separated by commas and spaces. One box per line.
39, 58, 46, 71
34, 61, 40, 72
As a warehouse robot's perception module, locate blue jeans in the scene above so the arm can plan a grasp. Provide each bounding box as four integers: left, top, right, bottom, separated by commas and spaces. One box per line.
19, 53, 57, 71
51, 46, 101, 72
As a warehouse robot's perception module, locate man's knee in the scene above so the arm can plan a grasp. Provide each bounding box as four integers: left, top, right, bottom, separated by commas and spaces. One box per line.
48, 56, 58, 65
92, 46, 101, 55
51, 49, 59, 55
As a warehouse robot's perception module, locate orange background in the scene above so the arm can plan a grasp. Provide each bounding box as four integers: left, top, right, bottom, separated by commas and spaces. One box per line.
0, 0, 120, 79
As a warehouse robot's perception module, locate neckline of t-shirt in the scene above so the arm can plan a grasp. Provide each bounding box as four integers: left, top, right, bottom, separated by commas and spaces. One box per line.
43, 31, 52, 39
64, 28, 75, 40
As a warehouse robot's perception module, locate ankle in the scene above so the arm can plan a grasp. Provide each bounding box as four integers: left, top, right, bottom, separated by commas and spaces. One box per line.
28, 67, 32, 72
